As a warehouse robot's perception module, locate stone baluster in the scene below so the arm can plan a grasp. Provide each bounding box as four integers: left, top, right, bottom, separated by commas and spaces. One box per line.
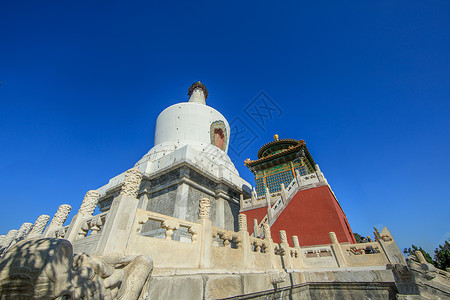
0, 235, 6, 249
238, 214, 247, 233
263, 224, 276, 269
198, 197, 212, 268
239, 194, 244, 210
265, 188, 273, 222
253, 219, 259, 237
65, 190, 100, 242
1, 230, 18, 253
161, 219, 180, 240
45, 204, 72, 236
238, 213, 251, 268
280, 183, 286, 203
251, 190, 257, 205
27, 215, 50, 238
292, 235, 305, 268
295, 169, 302, 187
96, 168, 144, 255
315, 164, 327, 184
279, 230, 293, 268
78, 190, 100, 216
329, 232, 347, 267
15, 223, 33, 242
120, 168, 144, 198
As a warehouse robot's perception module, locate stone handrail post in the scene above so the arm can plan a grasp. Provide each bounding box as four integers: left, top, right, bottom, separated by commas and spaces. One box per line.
1, 230, 18, 254
15, 223, 33, 242
292, 235, 305, 268
374, 226, 406, 264
263, 224, 276, 269
251, 190, 256, 205
253, 219, 259, 237
96, 168, 143, 256
238, 214, 251, 268
27, 215, 50, 238
0, 235, 6, 249
239, 194, 244, 210
78, 190, 100, 216
329, 232, 347, 267
295, 170, 302, 187
265, 188, 273, 222
280, 183, 286, 203
279, 230, 293, 268
44, 204, 72, 237
198, 198, 212, 268
65, 190, 100, 242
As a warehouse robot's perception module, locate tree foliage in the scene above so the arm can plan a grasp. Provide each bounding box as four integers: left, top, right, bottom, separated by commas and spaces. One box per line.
403, 239, 450, 271
354, 233, 362, 243
434, 239, 450, 271
403, 245, 434, 264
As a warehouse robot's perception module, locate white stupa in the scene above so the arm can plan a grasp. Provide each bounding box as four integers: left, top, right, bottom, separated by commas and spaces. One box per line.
96, 82, 251, 230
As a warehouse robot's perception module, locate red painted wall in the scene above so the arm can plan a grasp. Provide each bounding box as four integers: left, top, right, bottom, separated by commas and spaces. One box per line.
242, 206, 267, 233
270, 185, 356, 246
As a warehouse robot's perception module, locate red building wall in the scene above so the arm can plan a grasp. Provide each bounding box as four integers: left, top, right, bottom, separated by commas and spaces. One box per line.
243, 185, 356, 247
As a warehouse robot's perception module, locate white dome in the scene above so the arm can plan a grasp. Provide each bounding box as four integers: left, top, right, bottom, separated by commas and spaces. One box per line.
153, 102, 230, 153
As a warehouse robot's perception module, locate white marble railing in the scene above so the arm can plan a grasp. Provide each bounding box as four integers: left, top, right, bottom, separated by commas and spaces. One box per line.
77, 212, 108, 239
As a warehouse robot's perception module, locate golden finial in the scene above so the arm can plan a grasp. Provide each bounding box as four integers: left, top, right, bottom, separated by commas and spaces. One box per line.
274, 134, 279, 141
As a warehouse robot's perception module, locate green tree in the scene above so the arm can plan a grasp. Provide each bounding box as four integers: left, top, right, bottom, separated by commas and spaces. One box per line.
434, 239, 450, 271
403, 245, 434, 265
354, 233, 362, 243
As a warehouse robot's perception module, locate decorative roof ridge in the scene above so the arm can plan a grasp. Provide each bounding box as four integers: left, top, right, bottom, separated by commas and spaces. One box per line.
245, 142, 305, 166
256, 138, 304, 159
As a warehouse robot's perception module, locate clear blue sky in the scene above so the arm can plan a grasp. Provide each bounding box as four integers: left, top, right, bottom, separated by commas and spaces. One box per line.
1, 1, 449, 254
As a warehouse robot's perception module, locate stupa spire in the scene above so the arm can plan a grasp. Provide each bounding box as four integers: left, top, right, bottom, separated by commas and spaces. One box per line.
188, 81, 208, 105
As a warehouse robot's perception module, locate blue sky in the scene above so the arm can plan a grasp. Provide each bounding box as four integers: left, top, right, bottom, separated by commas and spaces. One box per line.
1, 1, 449, 254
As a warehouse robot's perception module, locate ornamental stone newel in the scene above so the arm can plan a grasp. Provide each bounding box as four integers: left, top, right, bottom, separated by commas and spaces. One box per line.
295, 169, 302, 186
48, 205, 72, 230
120, 168, 143, 198
78, 190, 100, 215
2, 230, 18, 250
279, 230, 288, 244
28, 215, 50, 237
238, 214, 247, 232
329, 232, 339, 244
15, 223, 33, 241
0, 235, 6, 248
292, 236, 300, 248
199, 198, 211, 219
263, 223, 272, 240
329, 232, 347, 267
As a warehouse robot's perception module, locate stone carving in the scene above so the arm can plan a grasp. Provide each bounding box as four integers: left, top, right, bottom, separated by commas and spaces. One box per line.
269, 270, 287, 284
15, 222, 33, 241
0, 235, 6, 248
199, 198, 211, 219
329, 232, 339, 244
162, 219, 180, 240
279, 230, 287, 244
263, 224, 272, 240
292, 235, 300, 248
238, 214, 247, 232
48, 204, 72, 230
0, 230, 18, 255
188, 225, 200, 243
78, 190, 100, 215
120, 168, 143, 198
0, 238, 153, 300
28, 214, 50, 237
